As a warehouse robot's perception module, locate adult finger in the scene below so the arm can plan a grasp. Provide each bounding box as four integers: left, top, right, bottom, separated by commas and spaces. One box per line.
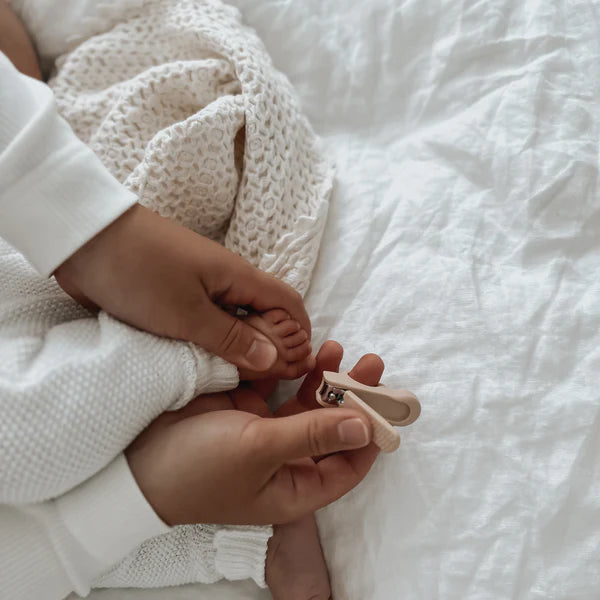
278, 344, 386, 417
192, 300, 278, 372
347, 353, 385, 386
297, 349, 385, 411
250, 407, 372, 467
218, 258, 311, 338
248, 378, 278, 401
262, 444, 380, 523
296, 340, 344, 408
276, 340, 343, 417
230, 384, 273, 417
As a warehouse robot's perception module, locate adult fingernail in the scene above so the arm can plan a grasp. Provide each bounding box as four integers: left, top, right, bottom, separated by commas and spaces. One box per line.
338, 418, 369, 446
246, 335, 278, 371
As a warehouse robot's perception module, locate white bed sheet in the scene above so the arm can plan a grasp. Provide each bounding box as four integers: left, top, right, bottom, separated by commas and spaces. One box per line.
83, 0, 600, 598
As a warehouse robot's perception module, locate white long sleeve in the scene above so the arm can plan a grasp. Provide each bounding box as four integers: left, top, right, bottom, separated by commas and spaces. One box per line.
1, 454, 169, 600
0, 454, 270, 600
0, 52, 137, 276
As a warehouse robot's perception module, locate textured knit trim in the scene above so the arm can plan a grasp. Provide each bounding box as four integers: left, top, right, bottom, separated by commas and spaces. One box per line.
93, 522, 272, 589
187, 342, 240, 397
214, 525, 272, 588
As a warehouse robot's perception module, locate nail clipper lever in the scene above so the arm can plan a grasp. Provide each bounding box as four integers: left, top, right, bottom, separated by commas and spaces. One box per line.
316, 371, 420, 453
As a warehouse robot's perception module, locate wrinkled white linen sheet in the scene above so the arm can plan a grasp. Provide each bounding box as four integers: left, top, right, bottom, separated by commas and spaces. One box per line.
80, 0, 600, 598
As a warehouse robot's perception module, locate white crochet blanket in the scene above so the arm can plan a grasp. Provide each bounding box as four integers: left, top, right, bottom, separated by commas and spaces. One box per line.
49, 0, 333, 296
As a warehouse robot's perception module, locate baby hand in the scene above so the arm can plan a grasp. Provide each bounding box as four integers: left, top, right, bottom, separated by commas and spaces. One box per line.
54, 204, 312, 376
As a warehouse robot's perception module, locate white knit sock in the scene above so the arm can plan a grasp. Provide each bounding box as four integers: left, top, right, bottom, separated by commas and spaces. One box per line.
213, 526, 272, 587
93, 524, 272, 589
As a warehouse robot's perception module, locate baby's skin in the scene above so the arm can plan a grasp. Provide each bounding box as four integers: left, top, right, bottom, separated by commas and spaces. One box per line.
240, 308, 315, 380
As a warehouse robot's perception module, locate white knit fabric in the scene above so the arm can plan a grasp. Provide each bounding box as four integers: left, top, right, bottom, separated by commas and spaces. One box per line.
0, 207, 271, 593
94, 525, 271, 589
49, 0, 334, 295
2, 0, 332, 591
0, 241, 235, 505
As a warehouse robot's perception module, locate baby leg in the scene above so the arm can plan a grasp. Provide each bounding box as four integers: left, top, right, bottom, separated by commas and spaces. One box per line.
266, 514, 331, 600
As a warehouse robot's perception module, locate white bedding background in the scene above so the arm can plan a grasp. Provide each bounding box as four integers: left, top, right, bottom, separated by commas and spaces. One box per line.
83, 0, 600, 598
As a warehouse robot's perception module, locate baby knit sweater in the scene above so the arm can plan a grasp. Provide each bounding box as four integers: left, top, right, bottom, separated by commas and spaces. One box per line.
1, 0, 333, 593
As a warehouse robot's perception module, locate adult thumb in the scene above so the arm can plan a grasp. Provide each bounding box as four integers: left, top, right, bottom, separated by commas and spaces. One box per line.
256, 408, 372, 464
194, 301, 278, 371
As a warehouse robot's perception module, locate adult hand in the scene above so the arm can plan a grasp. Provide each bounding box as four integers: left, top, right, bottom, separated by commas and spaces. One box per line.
54, 204, 310, 373
126, 341, 382, 525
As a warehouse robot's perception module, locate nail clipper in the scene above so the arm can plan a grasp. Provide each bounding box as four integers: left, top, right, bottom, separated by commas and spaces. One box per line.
316, 371, 421, 452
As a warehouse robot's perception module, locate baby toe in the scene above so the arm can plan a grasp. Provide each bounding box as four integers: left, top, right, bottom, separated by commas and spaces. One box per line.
262, 308, 291, 326
282, 329, 308, 348
274, 319, 301, 338
280, 354, 315, 379
280, 362, 305, 380
284, 341, 312, 362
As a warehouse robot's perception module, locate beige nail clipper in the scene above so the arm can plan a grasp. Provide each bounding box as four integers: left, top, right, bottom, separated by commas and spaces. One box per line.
316, 371, 421, 453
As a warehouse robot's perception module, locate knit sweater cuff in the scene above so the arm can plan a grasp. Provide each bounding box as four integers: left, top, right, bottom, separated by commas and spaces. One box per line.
189, 343, 240, 394
0, 61, 138, 277
214, 526, 272, 588
167, 345, 239, 412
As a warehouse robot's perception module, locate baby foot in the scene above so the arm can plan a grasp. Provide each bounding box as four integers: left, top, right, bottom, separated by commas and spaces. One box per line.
240, 309, 315, 380
266, 514, 331, 600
